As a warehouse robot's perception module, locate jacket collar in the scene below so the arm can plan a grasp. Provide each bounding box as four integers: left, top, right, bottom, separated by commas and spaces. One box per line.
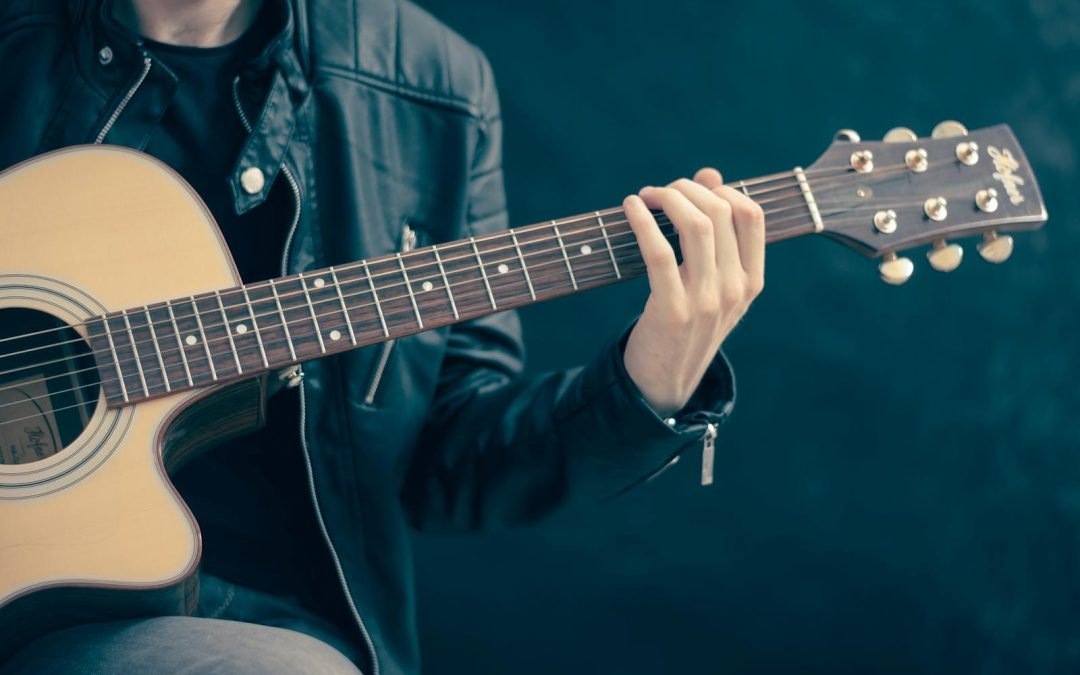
73, 0, 309, 212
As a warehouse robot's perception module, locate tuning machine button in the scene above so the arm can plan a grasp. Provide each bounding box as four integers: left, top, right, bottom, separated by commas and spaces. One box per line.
975, 188, 999, 212
905, 148, 928, 173
873, 209, 898, 234
955, 141, 979, 166
879, 252, 914, 285
850, 150, 874, 173
977, 231, 1014, 263
835, 129, 861, 142
927, 240, 964, 272
883, 127, 918, 143
923, 196, 948, 221
931, 120, 969, 138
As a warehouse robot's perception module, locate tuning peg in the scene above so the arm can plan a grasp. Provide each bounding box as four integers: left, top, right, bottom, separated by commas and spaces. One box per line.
835, 129, 861, 142
927, 240, 964, 272
976, 231, 1014, 264
975, 188, 999, 213
879, 252, 914, 285
931, 120, 968, 139
883, 127, 917, 143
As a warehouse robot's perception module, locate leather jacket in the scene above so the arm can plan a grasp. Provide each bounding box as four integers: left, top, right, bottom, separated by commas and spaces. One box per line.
0, 1, 735, 673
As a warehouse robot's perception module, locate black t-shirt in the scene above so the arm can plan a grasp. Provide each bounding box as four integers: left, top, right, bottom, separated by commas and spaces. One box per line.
141, 14, 353, 633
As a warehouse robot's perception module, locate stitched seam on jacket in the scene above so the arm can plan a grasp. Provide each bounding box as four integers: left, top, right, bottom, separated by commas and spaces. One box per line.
204, 584, 236, 620
313, 65, 484, 118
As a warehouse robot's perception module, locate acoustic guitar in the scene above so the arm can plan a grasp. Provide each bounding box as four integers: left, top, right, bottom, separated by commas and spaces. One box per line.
0, 122, 1046, 658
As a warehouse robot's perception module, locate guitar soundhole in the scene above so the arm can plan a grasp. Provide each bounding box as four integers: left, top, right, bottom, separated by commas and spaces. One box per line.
0, 308, 100, 465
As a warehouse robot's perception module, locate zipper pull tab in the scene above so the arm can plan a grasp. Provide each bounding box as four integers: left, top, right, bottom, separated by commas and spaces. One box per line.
701, 422, 717, 486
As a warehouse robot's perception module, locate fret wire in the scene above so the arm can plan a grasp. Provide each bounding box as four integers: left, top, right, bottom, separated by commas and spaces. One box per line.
551, 222, 578, 290
469, 237, 498, 310
189, 296, 219, 382
595, 212, 622, 279
268, 279, 298, 362
362, 260, 389, 338
4, 169, 836, 403
101, 318, 130, 402
165, 300, 195, 387
396, 253, 424, 328
143, 307, 171, 393
241, 287, 270, 368
120, 310, 150, 396
508, 229, 537, 301
298, 274, 327, 354
40, 227, 662, 403
0, 164, 866, 363
215, 292, 244, 375
431, 246, 460, 319
328, 267, 358, 346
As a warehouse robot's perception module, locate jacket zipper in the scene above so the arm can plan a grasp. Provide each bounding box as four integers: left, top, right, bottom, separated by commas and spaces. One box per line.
701, 422, 717, 486
363, 223, 418, 406
232, 77, 381, 675
95, 54, 153, 144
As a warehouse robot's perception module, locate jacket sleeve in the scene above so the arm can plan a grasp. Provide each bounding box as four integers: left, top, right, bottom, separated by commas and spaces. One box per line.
400, 51, 736, 532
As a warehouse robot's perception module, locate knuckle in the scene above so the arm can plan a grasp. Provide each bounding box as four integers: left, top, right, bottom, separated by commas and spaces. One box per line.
668, 305, 693, 327
642, 243, 676, 268
750, 201, 766, 225
670, 177, 695, 192
692, 213, 713, 234
709, 199, 733, 224
748, 274, 765, 297
697, 292, 721, 317
721, 280, 745, 307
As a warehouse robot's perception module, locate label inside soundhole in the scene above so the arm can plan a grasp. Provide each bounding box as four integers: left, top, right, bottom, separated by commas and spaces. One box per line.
0, 308, 100, 465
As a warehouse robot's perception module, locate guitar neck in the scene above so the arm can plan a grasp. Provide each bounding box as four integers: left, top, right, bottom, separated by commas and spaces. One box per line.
87, 171, 816, 407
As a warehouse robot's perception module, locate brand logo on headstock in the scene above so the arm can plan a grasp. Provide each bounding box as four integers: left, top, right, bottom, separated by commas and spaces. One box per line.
987, 146, 1025, 205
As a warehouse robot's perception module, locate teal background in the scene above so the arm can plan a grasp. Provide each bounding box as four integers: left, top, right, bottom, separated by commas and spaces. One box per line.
412, 1, 1080, 672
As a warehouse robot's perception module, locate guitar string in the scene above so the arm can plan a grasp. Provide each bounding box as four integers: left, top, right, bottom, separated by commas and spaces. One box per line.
0, 165, 934, 386
0, 211, 883, 427
0, 172, 964, 391
0, 168, 861, 366
0, 181, 969, 390
0, 159, 913, 349
0, 195, 962, 418
0, 159, 926, 367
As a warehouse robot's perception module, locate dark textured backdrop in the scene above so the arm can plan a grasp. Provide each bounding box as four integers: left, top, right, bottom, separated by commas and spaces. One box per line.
409, 1, 1080, 672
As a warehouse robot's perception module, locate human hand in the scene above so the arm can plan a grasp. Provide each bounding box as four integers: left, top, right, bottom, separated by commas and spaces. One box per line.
622, 168, 765, 416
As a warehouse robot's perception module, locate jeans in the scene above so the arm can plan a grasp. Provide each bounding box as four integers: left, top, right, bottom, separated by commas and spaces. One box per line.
1, 575, 364, 674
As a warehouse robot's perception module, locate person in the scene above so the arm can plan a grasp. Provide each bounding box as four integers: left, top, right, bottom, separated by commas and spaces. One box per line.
0, 0, 764, 673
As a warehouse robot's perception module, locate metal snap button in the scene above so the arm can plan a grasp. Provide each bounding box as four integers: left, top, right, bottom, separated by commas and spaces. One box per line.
240, 166, 265, 195
98, 46, 113, 65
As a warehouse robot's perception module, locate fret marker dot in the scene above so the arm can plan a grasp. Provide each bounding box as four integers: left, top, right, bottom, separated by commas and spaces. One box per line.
235, 323, 248, 335
313, 278, 326, 288
580, 244, 593, 255
497, 263, 509, 274
185, 335, 198, 346
421, 281, 434, 292
329, 329, 342, 341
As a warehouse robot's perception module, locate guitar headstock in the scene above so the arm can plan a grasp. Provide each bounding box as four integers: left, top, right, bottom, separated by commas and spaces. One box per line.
805, 122, 1047, 284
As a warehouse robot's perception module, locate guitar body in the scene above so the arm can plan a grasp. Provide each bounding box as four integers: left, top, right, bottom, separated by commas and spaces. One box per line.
0, 146, 265, 659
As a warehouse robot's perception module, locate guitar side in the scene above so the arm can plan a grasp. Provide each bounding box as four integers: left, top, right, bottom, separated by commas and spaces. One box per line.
0, 146, 264, 659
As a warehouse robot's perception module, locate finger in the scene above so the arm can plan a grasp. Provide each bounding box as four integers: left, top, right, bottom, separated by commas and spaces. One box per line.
639, 186, 716, 290
665, 178, 738, 281
623, 194, 683, 300
714, 184, 766, 287
693, 167, 724, 191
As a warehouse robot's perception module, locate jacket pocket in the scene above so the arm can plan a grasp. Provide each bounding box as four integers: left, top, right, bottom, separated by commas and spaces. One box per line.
362, 221, 418, 406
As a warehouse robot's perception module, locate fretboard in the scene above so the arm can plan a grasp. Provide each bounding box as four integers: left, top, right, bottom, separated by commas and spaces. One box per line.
87, 173, 816, 407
